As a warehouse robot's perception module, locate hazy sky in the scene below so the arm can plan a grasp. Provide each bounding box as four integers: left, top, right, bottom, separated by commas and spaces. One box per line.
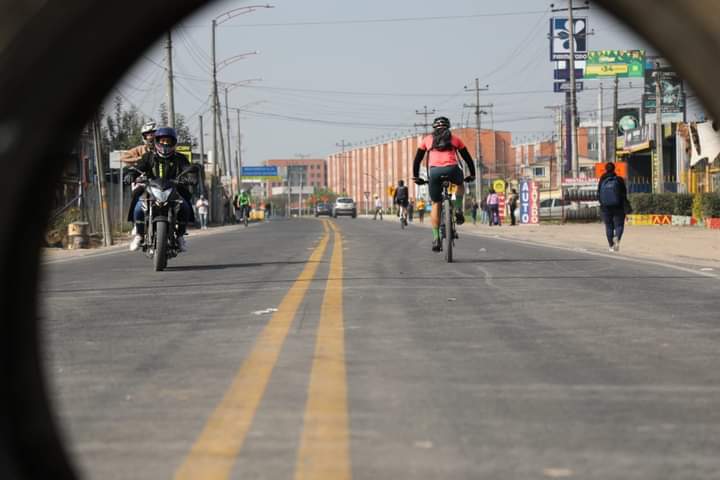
110, 0, 702, 165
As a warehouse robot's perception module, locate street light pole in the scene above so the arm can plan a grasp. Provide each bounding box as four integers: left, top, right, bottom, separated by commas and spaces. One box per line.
464, 78, 490, 205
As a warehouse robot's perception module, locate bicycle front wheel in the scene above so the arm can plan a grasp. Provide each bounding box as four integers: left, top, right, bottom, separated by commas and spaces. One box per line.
443, 199, 453, 263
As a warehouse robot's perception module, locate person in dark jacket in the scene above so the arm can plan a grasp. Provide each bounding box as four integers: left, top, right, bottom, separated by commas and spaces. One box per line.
125, 127, 196, 252
598, 162, 629, 252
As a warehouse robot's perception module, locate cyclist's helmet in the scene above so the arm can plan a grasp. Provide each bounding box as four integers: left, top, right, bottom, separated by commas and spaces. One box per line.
154, 127, 178, 158
432, 116, 451, 130
398, 180, 405, 187
141, 121, 157, 147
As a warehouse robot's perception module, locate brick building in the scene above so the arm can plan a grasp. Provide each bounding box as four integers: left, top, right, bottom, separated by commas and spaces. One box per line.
326, 128, 513, 209
264, 158, 327, 198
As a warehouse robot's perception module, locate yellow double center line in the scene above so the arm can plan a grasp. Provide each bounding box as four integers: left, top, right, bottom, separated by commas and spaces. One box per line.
175, 220, 350, 480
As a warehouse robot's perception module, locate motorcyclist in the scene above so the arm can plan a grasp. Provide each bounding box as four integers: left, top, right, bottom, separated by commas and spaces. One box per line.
120, 121, 156, 165
124, 127, 196, 252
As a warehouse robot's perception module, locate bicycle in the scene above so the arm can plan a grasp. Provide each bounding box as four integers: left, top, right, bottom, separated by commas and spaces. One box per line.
416, 176, 458, 263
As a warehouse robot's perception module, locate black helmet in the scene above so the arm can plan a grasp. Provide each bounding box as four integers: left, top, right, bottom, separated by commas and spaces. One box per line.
432, 116, 450, 130
154, 127, 178, 158
398, 180, 405, 187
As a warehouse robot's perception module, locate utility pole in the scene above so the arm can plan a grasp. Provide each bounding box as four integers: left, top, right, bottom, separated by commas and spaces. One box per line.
654, 65, 664, 193
612, 76, 619, 163
464, 78, 490, 204
552, 0, 590, 178
545, 105, 565, 191
215, 95, 227, 177
224, 87, 232, 192
235, 108, 242, 195
91, 115, 112, 246
336, 140, 351, 193
598, 83, 604, 163
165, 31, 175, 128
414, 105, 436, 133
210, 19, 218, 177
199, 113, 205, 196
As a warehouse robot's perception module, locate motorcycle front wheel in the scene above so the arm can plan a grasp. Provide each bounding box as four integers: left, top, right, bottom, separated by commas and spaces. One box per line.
154, 221, 168, 271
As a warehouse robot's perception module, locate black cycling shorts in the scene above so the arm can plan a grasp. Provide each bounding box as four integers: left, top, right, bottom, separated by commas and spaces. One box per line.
396, 198, 409, 208
428, 165, 464, 203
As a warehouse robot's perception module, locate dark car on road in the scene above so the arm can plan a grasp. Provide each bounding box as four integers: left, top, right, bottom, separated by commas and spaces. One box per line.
315, 202, 331, 217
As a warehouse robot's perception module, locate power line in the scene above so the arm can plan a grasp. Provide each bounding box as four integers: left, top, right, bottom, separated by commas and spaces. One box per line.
185, 10, 550, 28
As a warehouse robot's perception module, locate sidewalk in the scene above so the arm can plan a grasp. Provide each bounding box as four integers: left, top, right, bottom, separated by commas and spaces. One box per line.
364, 214, 720, 270
462, 222, 720, 269
41, 223, 250, 263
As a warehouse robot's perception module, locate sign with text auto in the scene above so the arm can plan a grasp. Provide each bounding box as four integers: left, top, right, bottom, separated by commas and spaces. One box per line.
519, 179, 539, 225
584, 50, 645, 79
550, 17, 588, 61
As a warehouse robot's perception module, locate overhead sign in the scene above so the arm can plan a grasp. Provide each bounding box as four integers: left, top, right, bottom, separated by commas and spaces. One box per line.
550, 17, 588, 61
554, 60, 585, 80
241, 165, 282, 181
624, 126, 652, 153
519, 179, 539, 225
554, 81, 584, 93
617, 108, 640, 136
584, 50, 645, 79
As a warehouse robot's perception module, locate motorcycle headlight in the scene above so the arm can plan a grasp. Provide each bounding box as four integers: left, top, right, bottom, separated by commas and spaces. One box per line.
150, 187, 172, 203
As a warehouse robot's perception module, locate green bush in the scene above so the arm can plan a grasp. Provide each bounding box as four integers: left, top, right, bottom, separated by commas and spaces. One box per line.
674, 193, 694, 216
652, 193, 676, 215
701, 192, 720, 218
629, 193, 653, 214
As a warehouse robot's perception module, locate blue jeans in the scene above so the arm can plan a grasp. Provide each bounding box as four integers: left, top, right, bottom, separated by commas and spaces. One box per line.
134, 199, 192, 235
602, 207, 626, 246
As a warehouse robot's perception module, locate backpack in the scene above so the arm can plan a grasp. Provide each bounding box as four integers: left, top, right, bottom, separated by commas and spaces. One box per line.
430, 129, 453, 151
599, 176, 621, 207
396, 185, 408, 201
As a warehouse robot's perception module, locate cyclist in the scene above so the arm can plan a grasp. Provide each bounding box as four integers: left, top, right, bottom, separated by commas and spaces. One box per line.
393, 180, 409, 226
412, 116, 476, 252
233, 189, 251, 223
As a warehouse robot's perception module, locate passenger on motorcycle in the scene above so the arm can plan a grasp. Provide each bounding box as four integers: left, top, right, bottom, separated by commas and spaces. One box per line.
120, 121, 156, 165
125, 127, 195, 252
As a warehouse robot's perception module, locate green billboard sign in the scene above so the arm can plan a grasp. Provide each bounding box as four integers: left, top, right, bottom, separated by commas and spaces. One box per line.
584, 50, 645, 78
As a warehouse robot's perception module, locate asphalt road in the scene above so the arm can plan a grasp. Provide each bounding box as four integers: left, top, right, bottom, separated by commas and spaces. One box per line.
40, 217, 720, 479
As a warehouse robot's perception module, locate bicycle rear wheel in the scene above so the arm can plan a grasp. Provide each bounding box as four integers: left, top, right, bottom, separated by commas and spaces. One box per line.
443, 199, 453, 262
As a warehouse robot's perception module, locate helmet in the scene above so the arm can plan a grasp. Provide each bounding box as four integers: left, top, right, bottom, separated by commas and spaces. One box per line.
154, 127, 177, 158
141, 121, 157, 148
398, 180, 405, 187
432, 116, 450, 130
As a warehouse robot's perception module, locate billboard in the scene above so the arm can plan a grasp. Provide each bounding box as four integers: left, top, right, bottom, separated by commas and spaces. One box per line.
623, 126, 652, 153
550, 17, 588, 61
176, 145, 192, 163
241, 166, 282, 181
554, 60, 585, 80
554, 81, 584, 93
643, 67, 685, 115
584, 50, 645, 79
519, 179, 539, 225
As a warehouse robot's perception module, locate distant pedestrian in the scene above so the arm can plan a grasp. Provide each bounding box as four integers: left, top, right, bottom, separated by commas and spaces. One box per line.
598, 162, 630, 252
373, 195, 383, 220
471, 199, 479, 225
196, 195, 209, 229
408, 200, 415, 223
507, 188, 519, 226
486, 188, 500, 226
417, 198, 426, 224
480, 195, 488, 225
222, 194, 231, 225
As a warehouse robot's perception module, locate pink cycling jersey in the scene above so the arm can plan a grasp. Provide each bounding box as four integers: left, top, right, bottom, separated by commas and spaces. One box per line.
420, 134, 466, 168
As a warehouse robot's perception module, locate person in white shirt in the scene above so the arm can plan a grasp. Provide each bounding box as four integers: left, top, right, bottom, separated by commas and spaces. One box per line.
196, 195, 209, 229
373, 195, 383, 220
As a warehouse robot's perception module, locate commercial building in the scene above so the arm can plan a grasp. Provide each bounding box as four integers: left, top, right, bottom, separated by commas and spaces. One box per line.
263, 158, 327, 214
327, 128, 513, 211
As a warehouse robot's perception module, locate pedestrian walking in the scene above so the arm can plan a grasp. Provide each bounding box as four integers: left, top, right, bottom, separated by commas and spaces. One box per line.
471, 199, 479, 225
373, 195, 383, 220
480, 195, 488, 225
195, 195, 209, 230
598, 162, 630, 252
507, 188, 519, 226
417, 198, 426, 224
408, 200, 415, 223
486, 188, 500, 226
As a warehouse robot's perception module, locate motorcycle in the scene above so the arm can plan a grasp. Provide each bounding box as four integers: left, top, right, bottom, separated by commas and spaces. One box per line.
126, 166, 197, 271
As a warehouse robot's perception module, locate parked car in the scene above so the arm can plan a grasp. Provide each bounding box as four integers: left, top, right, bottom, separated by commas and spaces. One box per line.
538, 198, 600, 220
315, 202, 331, 217
539, 198, 573, 218
333, 197, 357, 218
